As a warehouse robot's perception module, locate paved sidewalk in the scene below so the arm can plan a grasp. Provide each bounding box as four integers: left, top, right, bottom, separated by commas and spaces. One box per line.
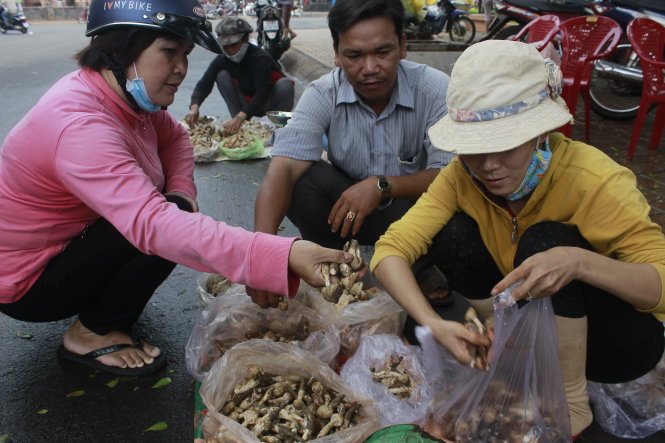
283, 28, 665, 233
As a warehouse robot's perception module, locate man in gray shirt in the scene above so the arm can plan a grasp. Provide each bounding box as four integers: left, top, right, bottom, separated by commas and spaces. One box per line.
249, 0, 451, 307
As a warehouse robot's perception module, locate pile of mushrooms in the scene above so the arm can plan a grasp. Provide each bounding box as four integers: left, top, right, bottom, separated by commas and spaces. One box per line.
370, 355, 416, 400
319, 240, 380, 311
221, 366, 363, 441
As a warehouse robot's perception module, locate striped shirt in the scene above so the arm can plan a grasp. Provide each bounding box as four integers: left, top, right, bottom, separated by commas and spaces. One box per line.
271, 60, 452, 181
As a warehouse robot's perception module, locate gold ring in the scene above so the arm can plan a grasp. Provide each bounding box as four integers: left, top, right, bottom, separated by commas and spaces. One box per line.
346, 211, 356, 222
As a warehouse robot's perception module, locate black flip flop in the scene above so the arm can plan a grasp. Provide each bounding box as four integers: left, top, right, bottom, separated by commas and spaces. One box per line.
57, 336, 167, 377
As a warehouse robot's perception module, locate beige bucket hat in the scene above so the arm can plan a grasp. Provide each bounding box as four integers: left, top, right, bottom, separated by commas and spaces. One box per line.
428, 40, 573, 155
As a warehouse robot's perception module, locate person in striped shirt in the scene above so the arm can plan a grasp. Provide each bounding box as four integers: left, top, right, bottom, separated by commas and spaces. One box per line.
247, 0, 451, 308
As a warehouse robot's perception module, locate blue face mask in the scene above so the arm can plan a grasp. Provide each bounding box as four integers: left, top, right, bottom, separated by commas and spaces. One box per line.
125, 63, 161, 113
504, 136, 552, 201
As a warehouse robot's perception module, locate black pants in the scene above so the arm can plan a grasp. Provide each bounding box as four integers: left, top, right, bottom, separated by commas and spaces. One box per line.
0, 195, 193, 336
430, 212, 664, 384
287, 160, 415, 249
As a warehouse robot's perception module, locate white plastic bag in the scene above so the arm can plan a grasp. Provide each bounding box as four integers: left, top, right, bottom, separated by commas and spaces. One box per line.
199, 340, 381, 442
297, 278, 406, 357
186, 283, 340, 381
340, 334, 432, 428
588, 352, 665, 439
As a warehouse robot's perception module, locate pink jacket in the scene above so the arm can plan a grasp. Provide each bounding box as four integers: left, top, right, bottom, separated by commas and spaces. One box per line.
0, 69, 298, 303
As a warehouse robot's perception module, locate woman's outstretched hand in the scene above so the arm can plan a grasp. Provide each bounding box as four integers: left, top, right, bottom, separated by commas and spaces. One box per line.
288, 240, 353, 288
247, 240, 353, 309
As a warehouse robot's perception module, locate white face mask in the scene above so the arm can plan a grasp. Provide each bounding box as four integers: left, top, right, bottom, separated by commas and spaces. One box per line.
222, 42, 249, 64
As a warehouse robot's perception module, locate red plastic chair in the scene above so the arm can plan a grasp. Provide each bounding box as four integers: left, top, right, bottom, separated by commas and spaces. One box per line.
544, 16, 622, 142
511, 14, 561, 51
626, 18, 665, 159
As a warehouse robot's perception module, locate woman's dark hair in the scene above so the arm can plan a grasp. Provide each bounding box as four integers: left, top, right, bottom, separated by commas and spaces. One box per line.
75, 27, 177, 71
328, 0, 405, 49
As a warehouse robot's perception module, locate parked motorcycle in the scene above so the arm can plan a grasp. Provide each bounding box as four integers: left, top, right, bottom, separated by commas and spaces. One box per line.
404, 0, 476, 44
482, 0, 602, 41
255, 0, 290, 60
0, 5, 29, 34
590, 0, 665, 119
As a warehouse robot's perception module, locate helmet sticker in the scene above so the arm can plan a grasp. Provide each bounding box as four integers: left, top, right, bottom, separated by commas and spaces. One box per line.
102, 1, 153, 11
193, 6, 204, 17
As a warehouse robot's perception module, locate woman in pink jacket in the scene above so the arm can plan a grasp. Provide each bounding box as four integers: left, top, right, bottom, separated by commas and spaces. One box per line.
0, 0, 347, 377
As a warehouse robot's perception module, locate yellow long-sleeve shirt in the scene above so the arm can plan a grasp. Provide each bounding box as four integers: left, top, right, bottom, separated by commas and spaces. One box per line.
371, 133, 665, 320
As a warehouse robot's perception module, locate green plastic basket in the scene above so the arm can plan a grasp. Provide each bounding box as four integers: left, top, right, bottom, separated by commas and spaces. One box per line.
364, 424, 445, 442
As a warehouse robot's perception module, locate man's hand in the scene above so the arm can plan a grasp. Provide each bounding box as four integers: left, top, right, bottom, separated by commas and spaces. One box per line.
223, 117, 244, 136
185, 105, 200, 128
328, 177, 382, 238
246, 287, 282, 309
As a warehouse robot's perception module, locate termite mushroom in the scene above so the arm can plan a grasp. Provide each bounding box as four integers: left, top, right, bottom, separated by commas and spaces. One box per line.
463, 307, 491, 371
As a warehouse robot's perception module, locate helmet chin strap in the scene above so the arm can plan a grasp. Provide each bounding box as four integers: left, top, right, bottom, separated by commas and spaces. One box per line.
98, 28, 141, 109
97, 28, 168, 111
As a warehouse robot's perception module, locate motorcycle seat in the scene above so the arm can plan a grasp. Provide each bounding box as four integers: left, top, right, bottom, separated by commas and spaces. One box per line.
508, 0, 590, 14
613, 0, 665, 15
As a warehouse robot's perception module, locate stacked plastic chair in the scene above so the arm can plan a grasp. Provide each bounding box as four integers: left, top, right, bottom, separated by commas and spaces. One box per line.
511, 14, 561, 51
543, 16, 622, 142
626, 17, 665, 159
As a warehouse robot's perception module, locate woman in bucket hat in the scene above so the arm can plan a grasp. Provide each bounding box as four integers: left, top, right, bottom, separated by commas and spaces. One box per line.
371, 40, 665, 437
0, 0, 349, 378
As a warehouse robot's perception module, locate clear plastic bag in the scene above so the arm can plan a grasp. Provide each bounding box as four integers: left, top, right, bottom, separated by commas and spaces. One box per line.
588, 352, 665, 439
423, 284, 572, 442
340, 334, 432, 428
196, 273, 235, 307
297, 279, 406, 356
186, 283, 340, 381
199, 340, 381, 442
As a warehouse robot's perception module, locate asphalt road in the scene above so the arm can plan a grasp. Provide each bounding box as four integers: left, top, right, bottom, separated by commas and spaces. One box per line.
0, 16, 318, 443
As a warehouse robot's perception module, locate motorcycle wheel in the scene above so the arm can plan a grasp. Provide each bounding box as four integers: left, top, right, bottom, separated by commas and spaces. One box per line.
493, 25, 523, 41
20, 25, 27, 33
448, 16, 476, 44
589, 44, 642, 120
265, 37, 282, 61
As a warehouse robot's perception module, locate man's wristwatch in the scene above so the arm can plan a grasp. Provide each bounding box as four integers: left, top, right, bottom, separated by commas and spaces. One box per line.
377, 175, 392, 199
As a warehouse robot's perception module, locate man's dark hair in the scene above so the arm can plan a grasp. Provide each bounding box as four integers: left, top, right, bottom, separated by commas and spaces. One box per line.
75, 27, 176, 71
328, 0, 405, 49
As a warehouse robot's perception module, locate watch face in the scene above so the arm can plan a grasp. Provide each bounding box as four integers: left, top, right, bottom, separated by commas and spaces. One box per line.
378, 177, 390, 191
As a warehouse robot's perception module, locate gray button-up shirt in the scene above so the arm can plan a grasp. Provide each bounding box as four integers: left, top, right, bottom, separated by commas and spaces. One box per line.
271, 60, 452, 182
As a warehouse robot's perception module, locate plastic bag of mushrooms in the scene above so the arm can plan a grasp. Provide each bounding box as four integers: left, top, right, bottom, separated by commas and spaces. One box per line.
186, 285, 340, 381
296, 240, 406, 357
339, 334, 433, 429
199, 340, 381, 442
421, 284, 573, 442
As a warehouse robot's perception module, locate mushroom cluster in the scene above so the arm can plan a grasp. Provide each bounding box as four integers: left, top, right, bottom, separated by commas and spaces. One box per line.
438, 379, 569, 442
187, 116, 224, 149
319, 240, 379, 311
244, 319, 311, 344
464, 307, 492, 371
221, 366, 363, 441
370, 355, 416, 400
